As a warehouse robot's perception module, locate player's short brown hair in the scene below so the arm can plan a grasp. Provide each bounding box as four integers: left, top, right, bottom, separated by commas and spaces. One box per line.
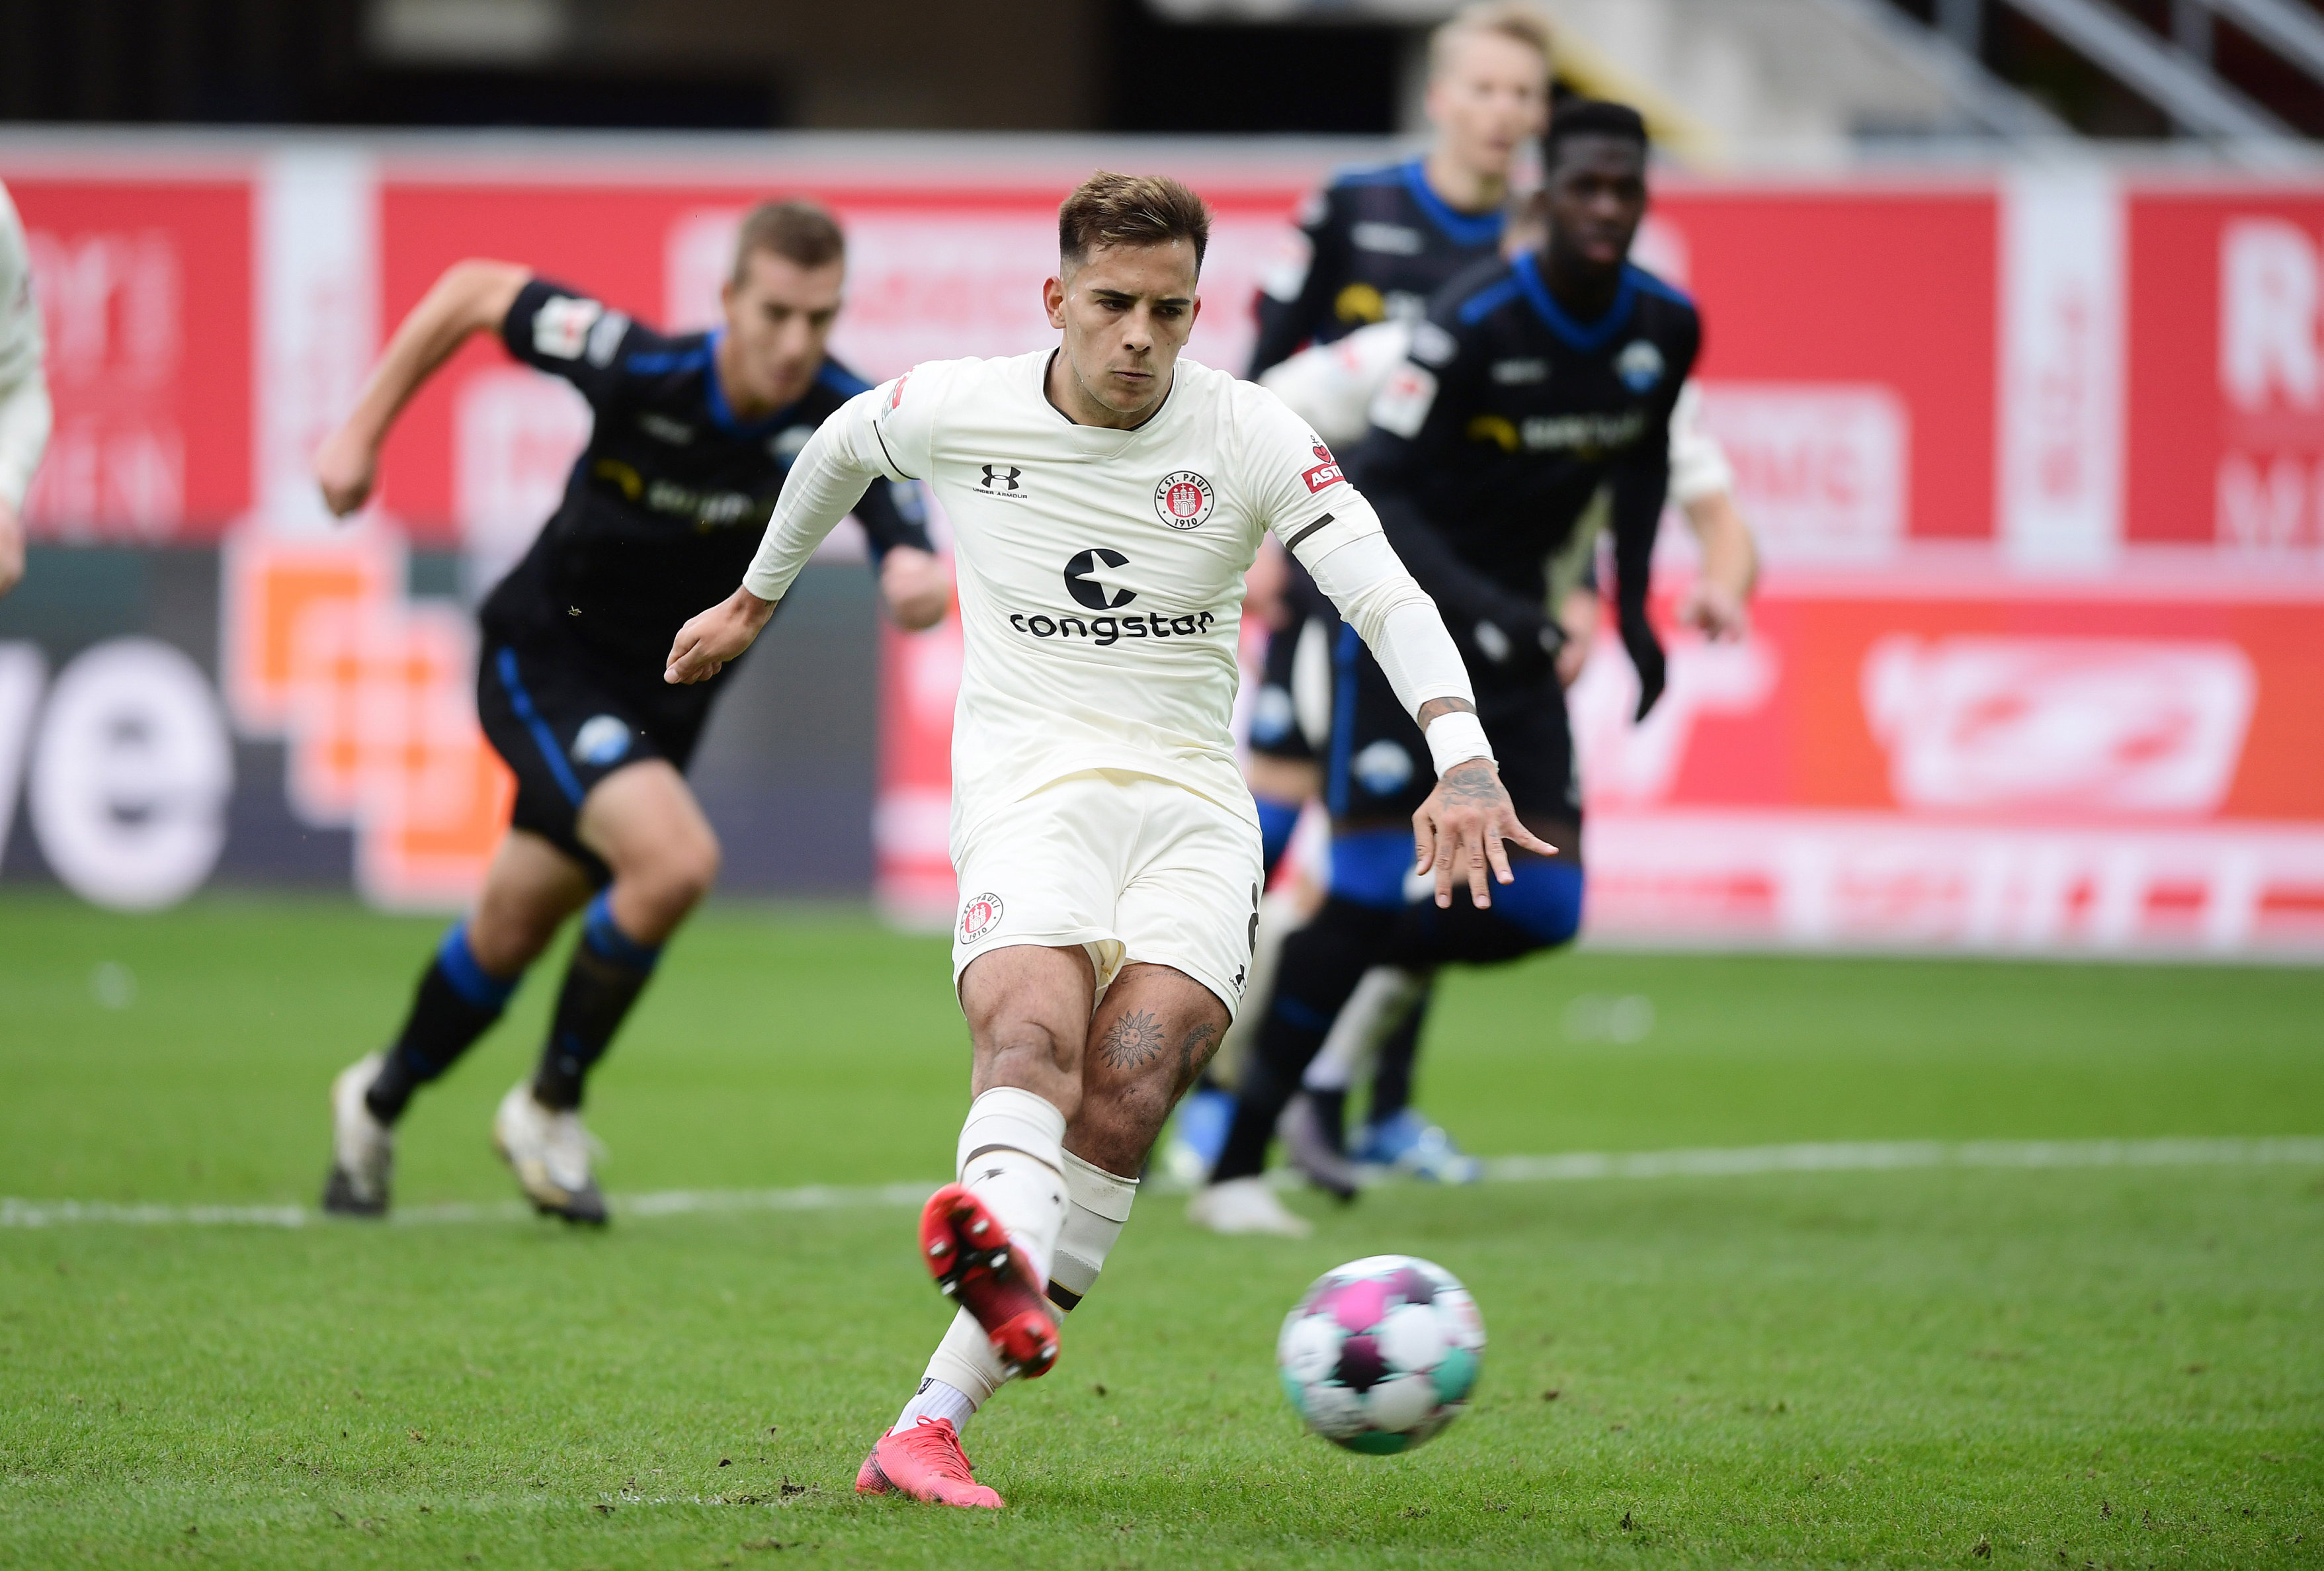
1427, 1, 1556, 80
1058, 171, 1212, 273
731, 198, 846, 283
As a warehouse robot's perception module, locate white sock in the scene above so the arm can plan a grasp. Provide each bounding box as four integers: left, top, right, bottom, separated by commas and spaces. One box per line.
955, 1085, 1068, 1285
895, 1363, 981, 1433
1301, 966, 1427, 1094
1048, 1150, 1138, 1310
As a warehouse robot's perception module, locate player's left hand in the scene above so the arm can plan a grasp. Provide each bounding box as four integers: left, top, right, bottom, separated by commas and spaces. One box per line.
879, 546, 952, 632
1679, 577, 1749, 642
1412, 759, 1557, 910
665, 587, 777, 685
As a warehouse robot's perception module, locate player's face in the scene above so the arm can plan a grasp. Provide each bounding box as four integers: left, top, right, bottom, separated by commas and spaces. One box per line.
719, 247, 847, 415
1043, 240, 1202, 423
1542, 136, 1647, 276
1427, 32, 1550, 183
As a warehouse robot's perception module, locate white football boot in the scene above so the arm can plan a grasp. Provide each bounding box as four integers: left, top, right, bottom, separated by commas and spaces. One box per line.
321, 1052, 394, 1218
493, 1082, 609, 1224
1186, 1175, 1312, 1238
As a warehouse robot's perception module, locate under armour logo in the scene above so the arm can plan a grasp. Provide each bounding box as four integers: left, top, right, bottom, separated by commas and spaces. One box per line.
1064, 548, 1136, 610
979, 464, 1024, 493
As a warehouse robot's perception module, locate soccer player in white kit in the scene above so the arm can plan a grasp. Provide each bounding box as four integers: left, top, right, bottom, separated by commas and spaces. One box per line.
665, 172, 1548, 1509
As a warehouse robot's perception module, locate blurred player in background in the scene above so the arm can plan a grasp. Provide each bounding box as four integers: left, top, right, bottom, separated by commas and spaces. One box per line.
1243, 204, 1757, 1199
1173, 1, 1556, 1178
0, 179, 52, 598
667, 171, 1545, 1508
313, 200, 949, 1223
1196, 101, 1712, 1235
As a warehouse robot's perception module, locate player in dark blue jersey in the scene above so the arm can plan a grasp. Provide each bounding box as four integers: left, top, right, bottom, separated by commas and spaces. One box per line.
313, 200, 948, 1222
1193, 101, 1700, 1235
1171, 3, 1557, 1182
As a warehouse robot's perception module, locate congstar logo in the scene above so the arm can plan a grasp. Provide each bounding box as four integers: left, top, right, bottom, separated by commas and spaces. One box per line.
1064, 548, 1136, 610
1015, 549, 1219, 646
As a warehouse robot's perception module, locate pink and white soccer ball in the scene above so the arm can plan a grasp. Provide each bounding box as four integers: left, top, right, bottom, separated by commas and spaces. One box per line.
1276, 1254, 1485, 1453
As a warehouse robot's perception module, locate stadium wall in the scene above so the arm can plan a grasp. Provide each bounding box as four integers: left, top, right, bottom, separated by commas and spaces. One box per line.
0, 132, 2319, 956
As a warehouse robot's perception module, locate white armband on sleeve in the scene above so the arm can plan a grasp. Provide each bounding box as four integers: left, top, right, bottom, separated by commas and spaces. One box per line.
739, 387, 897, 604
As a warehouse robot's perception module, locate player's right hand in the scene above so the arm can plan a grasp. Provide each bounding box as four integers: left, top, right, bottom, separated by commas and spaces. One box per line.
665, 587, 778, 685
313, 424, 378, 518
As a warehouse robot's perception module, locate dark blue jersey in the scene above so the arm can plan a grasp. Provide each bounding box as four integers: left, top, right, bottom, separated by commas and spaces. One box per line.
481, 276, 932, 672
1353, 252, 1701, 714
1247, 158, 1507, 380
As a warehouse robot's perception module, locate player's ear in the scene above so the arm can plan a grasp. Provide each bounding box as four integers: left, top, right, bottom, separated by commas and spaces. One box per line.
1042, 273, 1069, 330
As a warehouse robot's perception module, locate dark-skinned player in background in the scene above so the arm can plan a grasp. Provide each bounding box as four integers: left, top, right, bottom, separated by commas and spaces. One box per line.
1192, 100, 1696, 1235
313, 200, 950, 1223
1173, 1, 1557, 1183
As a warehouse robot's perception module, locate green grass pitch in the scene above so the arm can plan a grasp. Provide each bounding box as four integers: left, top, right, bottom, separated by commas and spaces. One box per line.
1, 890, 2319, 1568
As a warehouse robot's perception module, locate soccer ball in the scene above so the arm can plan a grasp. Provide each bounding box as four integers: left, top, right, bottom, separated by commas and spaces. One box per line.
1276, 1254, 1485, 1454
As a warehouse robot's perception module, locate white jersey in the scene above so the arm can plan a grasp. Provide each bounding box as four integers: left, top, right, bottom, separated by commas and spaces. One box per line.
741, 350, 1477, 829
0, 179, 50, 513
1262, 319, 1733, 503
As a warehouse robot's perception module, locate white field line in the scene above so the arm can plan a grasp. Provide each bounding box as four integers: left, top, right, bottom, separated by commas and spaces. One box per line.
3, 1137, 2319, 1231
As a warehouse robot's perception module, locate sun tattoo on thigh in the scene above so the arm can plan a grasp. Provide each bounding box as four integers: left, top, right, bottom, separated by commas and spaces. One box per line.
1099, 1009, 1167, 1072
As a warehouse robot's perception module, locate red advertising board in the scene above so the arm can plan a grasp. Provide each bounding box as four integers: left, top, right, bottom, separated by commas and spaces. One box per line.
2127, 185, 2324, 553
0, 134, 2317, 951
7, 177, 251, 540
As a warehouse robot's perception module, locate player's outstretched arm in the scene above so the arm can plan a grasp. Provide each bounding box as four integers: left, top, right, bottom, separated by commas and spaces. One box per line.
1409, 697, 1556, 910
1677, 489, 1757, 641
314, 259, 531, 517
878, 545, 952, 631
665, 587, 776, 685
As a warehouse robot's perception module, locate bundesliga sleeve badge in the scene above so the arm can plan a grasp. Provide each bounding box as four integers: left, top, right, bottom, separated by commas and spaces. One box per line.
1153, 471, 1215, 531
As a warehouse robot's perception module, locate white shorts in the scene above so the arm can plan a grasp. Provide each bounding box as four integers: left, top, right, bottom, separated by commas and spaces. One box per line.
950, 770, 1264, 1019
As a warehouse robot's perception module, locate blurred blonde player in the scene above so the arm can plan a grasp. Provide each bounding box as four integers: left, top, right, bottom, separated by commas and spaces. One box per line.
666, 172, 1548, 1507
0, 179, 52, 598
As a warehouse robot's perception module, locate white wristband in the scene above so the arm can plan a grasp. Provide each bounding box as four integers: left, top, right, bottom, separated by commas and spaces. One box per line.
1423, 708, 1493, 777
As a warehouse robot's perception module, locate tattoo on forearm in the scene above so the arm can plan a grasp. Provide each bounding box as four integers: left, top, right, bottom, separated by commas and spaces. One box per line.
1098, 1009, 1167, 1072
1177, 1021, 1220, 1083
1415, 696, 1477, 728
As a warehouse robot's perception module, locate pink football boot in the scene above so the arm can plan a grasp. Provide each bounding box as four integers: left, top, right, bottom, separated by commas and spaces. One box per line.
854, 1417, 1003, 1509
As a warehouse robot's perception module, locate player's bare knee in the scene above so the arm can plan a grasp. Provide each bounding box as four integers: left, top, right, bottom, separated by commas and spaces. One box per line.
630, 829, 720, 921
972, 1019, 1083, 1111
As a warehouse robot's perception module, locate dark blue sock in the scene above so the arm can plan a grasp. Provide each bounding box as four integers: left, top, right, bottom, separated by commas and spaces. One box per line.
365, 922, 520, 1123
531, 892, 663, 1111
